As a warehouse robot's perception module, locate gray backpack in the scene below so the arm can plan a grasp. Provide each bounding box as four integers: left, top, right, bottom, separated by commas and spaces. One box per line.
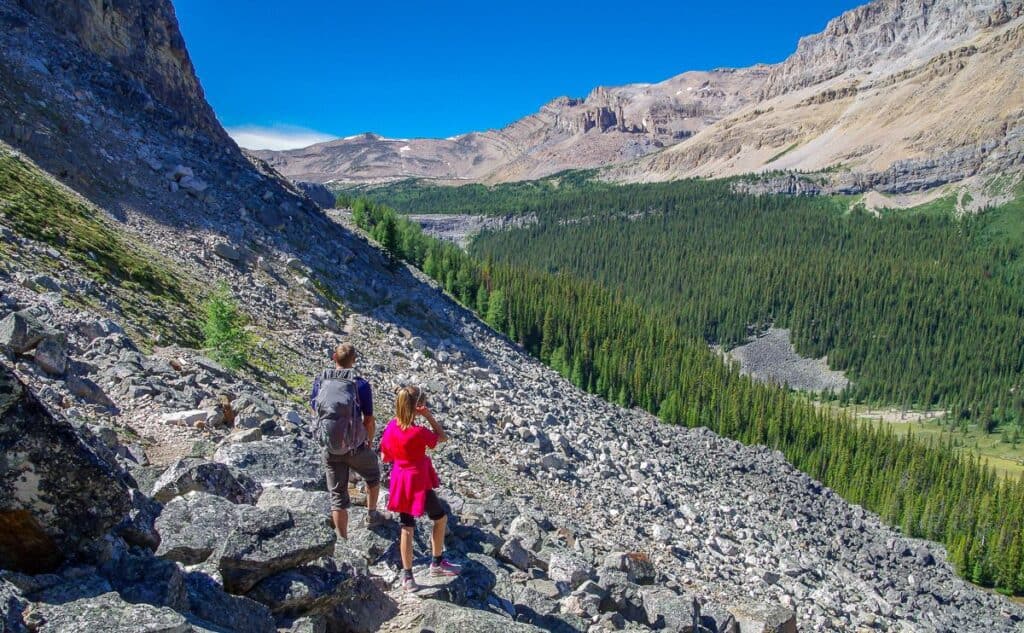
313, 368, 366, 455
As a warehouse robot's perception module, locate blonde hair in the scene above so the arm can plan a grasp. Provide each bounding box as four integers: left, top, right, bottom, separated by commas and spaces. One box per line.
395, 385, 424, 429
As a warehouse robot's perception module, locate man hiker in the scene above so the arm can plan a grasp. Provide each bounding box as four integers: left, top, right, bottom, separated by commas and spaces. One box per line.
310, 342, 384, 538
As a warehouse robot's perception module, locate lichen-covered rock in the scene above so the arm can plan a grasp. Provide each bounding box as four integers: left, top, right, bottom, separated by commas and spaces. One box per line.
184, 571, 276, 633
100, 550, 188, 612
728, 601, 798, 633
150, 458, 261, 504
216, 506, 336, 594
155, 492, 242, 565
32, 336, 67, 376
0, 311, 52, 354
640, 586, 697, 631
213, 437, 323, 491
0, 580, 27, 633
0, 364, 130, 573
256, 485, 330, 516
416, 600, 545, 633
247, 562, 351, 616
29, 591, 191, 632
547, 551, 592, 589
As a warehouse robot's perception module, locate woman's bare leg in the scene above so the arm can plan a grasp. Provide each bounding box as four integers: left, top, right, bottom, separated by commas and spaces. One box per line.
400, 526, 415, 571
431, 514, 447, 558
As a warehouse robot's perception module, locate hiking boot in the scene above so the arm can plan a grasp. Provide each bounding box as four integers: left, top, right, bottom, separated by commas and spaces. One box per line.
429, 559, 461, 577
363, 510, 385, 527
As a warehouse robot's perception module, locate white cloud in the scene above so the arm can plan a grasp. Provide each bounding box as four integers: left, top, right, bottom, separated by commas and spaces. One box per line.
227, 125, 337, 151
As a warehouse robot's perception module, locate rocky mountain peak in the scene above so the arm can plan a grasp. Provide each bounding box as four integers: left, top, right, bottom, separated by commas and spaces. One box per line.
760, 0, 1024, 99
15, 0, 227, 142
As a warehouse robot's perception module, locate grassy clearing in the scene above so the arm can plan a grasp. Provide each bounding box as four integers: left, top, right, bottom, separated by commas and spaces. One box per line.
0, 149, 200, 345
819, 400, 1024, 479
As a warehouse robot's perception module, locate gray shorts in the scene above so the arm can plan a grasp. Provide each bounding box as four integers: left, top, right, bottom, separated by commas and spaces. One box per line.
324, 445, 380, 511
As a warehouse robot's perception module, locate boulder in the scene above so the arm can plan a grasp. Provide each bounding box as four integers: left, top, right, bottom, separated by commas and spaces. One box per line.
727, 602, 798, 633
160, 409, 216, 427
326, 575, 398, 633
156, 492, 241, 565
256, 485, 331, 516
100, 550, 188, 611
0, 311, 51, 354
65, 374, 115, 407
498, 538, 534, 571
213, 437, 324, 490
29, 591, 190, 632
213, 242, 242, 262
295, 181, 335, 209
150, 458, 261, 504
33, 336, 67, 376
507, 515, 543, 552
184, 571, 276, 633
247, 563, 352, 616
640, 586, 697, 631
547, 552, 592, 589
0, 365, 130, 573
216, 506, 336, 594
417, 600, 544, 633
603, 551, 656, 585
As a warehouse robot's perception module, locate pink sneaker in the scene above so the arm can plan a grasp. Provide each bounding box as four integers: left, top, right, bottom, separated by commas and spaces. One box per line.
401, 573, 419, 592
429, 560, 462, 577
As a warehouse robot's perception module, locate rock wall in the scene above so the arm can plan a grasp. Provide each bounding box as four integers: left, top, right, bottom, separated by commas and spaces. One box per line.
15, 0, 227, 142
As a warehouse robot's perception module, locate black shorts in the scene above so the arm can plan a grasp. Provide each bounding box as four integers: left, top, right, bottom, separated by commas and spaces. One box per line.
324, 445, 380, 511
399, 490, 446, 527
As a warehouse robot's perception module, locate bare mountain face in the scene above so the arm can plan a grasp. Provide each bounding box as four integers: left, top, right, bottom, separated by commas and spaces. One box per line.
259, 0, 1023, 194
252, 67, 770, 185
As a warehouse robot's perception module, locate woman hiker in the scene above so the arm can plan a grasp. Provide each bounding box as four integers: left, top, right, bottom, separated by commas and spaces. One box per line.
380, 385, 461, 591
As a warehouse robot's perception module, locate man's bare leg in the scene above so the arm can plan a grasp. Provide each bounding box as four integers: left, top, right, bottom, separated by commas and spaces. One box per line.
332, 509, 348, 539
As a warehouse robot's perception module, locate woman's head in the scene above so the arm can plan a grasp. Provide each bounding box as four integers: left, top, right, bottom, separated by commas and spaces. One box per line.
395, 385, 426, 429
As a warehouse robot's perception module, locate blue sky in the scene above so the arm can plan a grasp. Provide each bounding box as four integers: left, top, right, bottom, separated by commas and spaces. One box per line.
173, 0, 866, 149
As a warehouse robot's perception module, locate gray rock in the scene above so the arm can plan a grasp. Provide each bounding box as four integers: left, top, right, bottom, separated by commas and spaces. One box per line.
295, 181, 335, 209
115, 488, 163, 551
151, 458, 262, 504
547, 552, 592, 589
281, 615, 326, 633
184, 571, 276, 633
603, 552, 656, 585
30, 591, 190, 632
727, 602, 798, 633
66, 373, 115, 407
417, 600, 544, 633
508, 515, 544, 552
0, 310, 51, 354
256, 485, 331, 516
0, 365, 130, 573
213, 437, 324, 490
247, 563, 351, 616
498, 538, 534, 571
100, 551, 188, 611
640, 586, 696, 631
222, 427, 263, 444
156, 492, 241, 565
213, 242, 242, 262
216, 506, 336, 594
33, 336, 67, 375
326, 575, 397, 633
0, 580, 27, 633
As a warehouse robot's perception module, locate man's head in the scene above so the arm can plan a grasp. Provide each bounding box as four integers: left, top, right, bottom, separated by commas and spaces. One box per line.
332, 342, 356, 368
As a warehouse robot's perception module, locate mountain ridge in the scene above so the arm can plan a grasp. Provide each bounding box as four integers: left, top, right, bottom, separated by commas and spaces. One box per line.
255, 0, 1023, 194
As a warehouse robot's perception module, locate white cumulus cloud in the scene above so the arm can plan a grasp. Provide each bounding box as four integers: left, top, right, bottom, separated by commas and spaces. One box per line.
227, 125, 337, 151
